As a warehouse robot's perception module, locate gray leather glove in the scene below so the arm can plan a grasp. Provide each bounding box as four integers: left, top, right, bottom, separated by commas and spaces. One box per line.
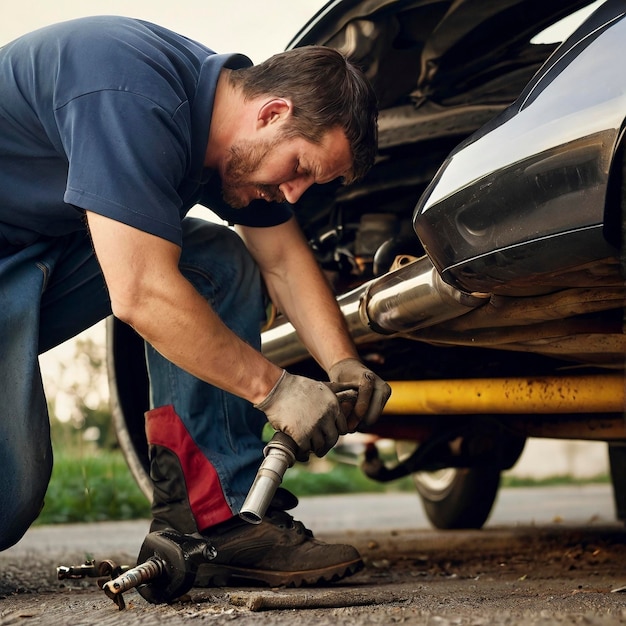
254, 370, 347, 459
328, 358, 391, 428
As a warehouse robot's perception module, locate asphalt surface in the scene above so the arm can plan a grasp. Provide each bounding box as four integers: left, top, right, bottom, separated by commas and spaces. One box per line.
1, 485, 624, 625
3, 484, 616, 557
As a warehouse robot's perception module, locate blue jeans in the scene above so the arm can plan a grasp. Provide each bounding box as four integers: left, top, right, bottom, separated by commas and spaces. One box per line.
146, 219, 268, 526
0, 218, 266, 550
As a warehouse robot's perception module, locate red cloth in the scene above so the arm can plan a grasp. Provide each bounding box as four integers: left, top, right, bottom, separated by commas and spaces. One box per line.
145, 405, 232, 529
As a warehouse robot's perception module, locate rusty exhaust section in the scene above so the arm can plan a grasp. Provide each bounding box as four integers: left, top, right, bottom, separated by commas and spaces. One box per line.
383, 374, 625, 415
262, 256, 489, 367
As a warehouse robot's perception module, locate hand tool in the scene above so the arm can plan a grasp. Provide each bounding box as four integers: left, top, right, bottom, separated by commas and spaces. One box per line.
240, 388, 358, 524
57, 558, 128, 583
101, 530, 217, 609
239, 430, 298, 524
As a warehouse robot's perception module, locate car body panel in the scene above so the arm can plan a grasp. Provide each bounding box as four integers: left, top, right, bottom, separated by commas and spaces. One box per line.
413, 1, 625, 294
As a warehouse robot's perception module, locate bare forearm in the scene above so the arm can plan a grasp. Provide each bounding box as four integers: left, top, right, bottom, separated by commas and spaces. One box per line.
264, 246, 358, 373
275, 268, 357, 371
86, 211, 281, 404
239, 218, 358, 374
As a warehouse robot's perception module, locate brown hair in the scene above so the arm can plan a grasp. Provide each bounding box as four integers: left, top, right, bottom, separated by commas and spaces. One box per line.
229, 46, 378, 183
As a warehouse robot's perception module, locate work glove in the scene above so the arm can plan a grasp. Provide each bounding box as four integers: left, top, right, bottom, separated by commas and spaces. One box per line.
328, 358, 391, 429
254, 370, 347, 459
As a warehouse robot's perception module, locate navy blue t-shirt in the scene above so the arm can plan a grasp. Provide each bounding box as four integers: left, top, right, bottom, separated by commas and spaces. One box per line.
0, 16, 292, 254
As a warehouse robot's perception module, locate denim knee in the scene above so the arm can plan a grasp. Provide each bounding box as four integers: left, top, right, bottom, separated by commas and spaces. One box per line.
179, 218, 265, 337
0, 242, 54, 551
0, 459, 51, 551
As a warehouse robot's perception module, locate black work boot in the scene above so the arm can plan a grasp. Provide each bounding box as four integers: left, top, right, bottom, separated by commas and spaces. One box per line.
194, 496, 363, 588
151, 446, 364, 588
146, 407, 363, 588
148, 442, 198, 535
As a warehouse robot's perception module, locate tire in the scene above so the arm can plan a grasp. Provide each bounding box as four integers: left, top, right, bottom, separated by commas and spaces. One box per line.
395, 440, 503, 530
413, 466, 501, 530
608, 443, 626, 523
106, 316, 152, 501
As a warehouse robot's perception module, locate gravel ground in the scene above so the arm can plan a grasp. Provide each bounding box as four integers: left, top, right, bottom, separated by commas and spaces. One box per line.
2, 491, 626, 625
3, 526, 626, 624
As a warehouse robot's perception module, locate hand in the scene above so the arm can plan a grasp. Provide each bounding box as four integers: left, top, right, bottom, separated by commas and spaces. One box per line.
328, 358, 391, 428
254, 371, 348, 459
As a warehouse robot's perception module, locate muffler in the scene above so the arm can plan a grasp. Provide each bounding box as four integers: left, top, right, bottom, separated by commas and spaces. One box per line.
262, 255, 489, 367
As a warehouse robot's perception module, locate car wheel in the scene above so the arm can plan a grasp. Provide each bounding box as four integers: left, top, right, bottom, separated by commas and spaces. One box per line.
396, 441, 501, 530
106, 316, 152, 501
413, 466, 501, 530
608, 443, 626, 524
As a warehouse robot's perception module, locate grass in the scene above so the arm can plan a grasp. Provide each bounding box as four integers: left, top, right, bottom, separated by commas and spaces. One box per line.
282, 461, 416, 496
36, 447, 610, 526
501, 473, 610, 488
37, 449, 151, 525
37, 447, 415, 525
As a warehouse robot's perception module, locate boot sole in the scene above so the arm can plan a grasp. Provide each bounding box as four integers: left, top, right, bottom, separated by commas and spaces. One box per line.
194, 557, 364, 588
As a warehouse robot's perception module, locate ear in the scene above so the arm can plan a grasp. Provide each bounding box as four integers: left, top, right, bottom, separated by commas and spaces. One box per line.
257, 98, 292, 128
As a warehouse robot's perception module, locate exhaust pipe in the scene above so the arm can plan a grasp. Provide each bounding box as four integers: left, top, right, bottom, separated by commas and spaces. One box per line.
262, 256, 490, 367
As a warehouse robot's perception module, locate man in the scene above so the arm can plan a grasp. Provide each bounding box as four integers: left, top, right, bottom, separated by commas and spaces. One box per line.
0, 16, 391, 586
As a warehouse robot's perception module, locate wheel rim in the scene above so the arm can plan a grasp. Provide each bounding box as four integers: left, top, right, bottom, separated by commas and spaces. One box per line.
413, 467, 459, 501
396, 440, 459, 501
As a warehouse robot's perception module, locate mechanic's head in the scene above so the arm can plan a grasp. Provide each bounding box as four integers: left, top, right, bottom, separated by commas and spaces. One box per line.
229, 45, 378, 185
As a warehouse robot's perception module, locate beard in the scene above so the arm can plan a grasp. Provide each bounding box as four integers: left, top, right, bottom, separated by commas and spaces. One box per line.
221, 137, 285, 208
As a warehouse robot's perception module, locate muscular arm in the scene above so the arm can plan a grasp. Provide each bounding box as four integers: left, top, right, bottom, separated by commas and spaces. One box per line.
86, 211, 283, 404
237, 216, 359, 374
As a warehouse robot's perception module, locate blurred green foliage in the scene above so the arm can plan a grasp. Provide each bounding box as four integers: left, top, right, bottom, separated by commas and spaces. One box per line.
38, 445, 416, 525
37, 450, 151, 525
37, 445, 609, 526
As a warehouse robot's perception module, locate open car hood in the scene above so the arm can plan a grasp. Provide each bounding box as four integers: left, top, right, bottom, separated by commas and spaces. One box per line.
288, 0, 596, 110
283, 1, 603, 253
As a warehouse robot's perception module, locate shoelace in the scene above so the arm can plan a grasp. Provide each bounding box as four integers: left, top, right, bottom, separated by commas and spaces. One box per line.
266, 508, 313, 537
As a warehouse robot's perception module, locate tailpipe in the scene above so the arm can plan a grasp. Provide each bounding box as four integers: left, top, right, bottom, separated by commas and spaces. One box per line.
262, 255, 490, 367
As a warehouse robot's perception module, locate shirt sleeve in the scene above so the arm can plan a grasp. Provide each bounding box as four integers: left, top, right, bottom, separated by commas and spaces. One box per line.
57, 89, 191, 246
